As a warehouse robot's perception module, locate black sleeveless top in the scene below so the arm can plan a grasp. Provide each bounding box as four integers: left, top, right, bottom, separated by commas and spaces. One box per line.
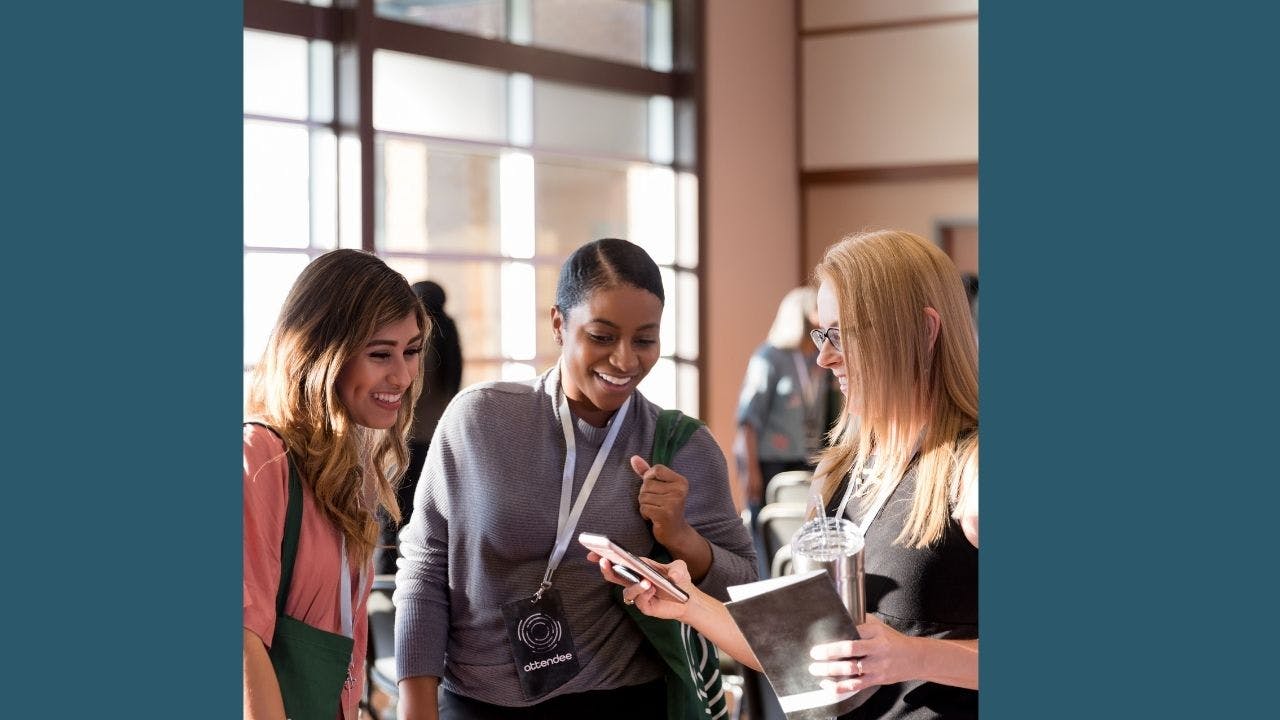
827, 462, 978, 720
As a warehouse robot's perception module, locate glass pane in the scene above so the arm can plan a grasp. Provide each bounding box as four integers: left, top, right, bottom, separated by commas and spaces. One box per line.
676, 271, 699, 360
244, 120, 310, 248
535, 264, 560, 358
375, 0, 506, 40
649, 0, 674, 72
374, 51, 508, 143
244, 252, 311, 366
648, 96, 674, 164
339, 135, 362, 248
429, 260, 503, 359
638, 357, 676, 411
309, 40, 334, 124
244, 30, 308, 120
531, 0, 648, 67
532, 80, 648, 159
378, 137, 502, 254
677, 362, 699, 419
501, 262, 537, 360
535, 159, 629, 256
311, 130, 338, 249
627, 165, 676, 264
659, 267, 676, 356
676, 172, 698, 267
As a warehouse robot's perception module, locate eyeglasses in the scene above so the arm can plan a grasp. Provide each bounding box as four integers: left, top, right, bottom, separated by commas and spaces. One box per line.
810, 327, 842, 352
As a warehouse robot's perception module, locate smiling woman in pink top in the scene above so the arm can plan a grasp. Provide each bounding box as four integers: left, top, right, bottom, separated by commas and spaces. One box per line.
243, 249, 430, 720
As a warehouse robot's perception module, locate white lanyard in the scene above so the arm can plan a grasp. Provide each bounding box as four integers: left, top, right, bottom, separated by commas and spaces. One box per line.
536, 371, 632, 600
834, 467, 897, 538
337, 537, 366, 638
833, 432, 925, 535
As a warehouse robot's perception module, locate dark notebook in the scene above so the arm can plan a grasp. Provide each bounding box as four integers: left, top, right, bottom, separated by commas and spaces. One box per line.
726, 571, 873, 720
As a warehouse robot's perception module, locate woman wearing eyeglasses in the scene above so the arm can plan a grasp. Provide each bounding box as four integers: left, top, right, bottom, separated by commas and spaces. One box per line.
596, 229, 979, 720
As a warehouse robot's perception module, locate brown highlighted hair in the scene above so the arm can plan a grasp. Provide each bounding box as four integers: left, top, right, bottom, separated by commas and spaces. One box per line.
247, 249, 430, 562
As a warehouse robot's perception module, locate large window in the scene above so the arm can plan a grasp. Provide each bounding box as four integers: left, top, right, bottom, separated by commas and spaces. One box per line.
244, 0, 701, 414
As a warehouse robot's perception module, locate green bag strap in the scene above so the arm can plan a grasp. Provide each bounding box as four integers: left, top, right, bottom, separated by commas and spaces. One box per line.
245, 422, 303, 619
627, 409, 726, 720
651, 409, 703, 468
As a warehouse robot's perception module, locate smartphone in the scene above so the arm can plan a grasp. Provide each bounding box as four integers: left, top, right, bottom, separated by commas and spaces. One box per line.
578, 532, 690, 603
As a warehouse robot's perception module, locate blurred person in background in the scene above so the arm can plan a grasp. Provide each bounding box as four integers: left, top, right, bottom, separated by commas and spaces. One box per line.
734, 287, 834, 571
376, 280, 463, 575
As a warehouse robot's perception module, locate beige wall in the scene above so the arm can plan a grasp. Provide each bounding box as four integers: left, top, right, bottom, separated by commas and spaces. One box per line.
802, 20, 978, 168
702, 0, 799, 507
800, 5, 978, 278
804, 177, 978, 268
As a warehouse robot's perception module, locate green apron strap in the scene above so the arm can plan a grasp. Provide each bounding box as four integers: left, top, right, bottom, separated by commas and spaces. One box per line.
245, 422, 302, 618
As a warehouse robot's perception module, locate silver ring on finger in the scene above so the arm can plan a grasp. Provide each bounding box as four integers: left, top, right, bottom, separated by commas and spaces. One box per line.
855, 659, 864, 676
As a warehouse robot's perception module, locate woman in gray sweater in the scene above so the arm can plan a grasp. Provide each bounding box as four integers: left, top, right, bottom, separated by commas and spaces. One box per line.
394, 238, 757, 719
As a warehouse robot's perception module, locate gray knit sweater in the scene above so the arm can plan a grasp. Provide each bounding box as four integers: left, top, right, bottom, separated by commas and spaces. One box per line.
393, 366, 757, 706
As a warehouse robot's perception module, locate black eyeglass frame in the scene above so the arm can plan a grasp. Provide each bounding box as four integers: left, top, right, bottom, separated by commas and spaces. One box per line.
810, 327, 842, 352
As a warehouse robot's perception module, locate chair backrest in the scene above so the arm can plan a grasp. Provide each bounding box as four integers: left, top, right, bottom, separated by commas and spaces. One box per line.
765, 470, 814, 505
756, 503, 807, 577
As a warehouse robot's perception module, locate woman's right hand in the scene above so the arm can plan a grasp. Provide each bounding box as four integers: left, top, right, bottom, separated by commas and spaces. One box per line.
589, 554, 695, 621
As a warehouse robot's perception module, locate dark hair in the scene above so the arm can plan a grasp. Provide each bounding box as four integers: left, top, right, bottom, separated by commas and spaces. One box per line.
554, 238, 665, 312
412, 280, 447, 313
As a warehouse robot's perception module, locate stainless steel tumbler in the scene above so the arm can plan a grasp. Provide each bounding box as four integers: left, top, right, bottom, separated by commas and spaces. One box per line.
791, 517, 865, 623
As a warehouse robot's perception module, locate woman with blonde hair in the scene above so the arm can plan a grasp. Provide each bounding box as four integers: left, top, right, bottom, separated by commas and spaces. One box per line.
596, 229, 979, 719
243, 249, 430, 720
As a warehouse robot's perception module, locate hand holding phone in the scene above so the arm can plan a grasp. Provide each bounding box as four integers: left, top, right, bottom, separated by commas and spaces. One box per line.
578, 532, 690, 603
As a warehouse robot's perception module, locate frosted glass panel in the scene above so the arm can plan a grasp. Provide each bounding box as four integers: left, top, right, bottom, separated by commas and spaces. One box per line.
244, 252, 311, 365
535, 159, 629, 256
378, 137, 501, 254
533, 80, 648, 159
244, 30, 308, 120
676, 271, 699, 360
638, 357, 676, 411
676, 172, 698, 267
627, 165, 676, 264
531, 0, 648, 67
244, 120, 310, 248
339, 135, 362, 248
422, 260, 503, 358
376, 0, 506, 39
310, 131, 337, 249
534, 264, 562, 361
659, 267, 676, 356
648, 96, 674, 164
677, 362, 699, 418
374, 51, 508, 142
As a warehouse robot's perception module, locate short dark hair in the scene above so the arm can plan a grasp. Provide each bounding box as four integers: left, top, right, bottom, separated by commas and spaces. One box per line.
554, 238, 664, 312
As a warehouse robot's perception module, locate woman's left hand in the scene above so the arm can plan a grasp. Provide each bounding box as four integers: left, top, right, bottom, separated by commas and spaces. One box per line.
808, 614, 921, 693
631, 455, 692, 545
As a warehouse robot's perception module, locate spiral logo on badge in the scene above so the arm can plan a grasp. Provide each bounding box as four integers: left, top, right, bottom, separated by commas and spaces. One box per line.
516, 613, 563, 653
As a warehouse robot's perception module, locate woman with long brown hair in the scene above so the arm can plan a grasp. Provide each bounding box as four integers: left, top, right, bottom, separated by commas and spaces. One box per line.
243, 249, 430, 720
